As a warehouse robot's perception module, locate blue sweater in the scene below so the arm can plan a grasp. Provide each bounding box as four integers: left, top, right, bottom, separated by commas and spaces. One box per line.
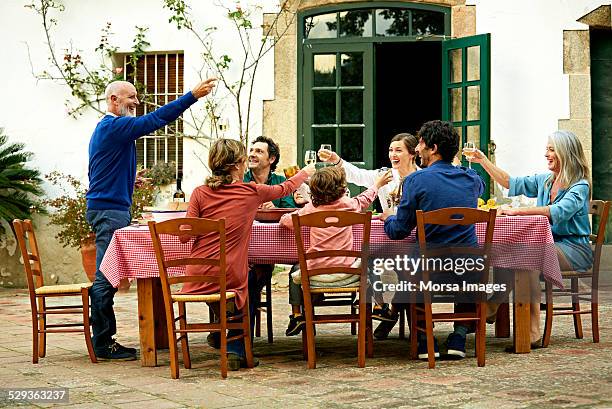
86, 92, 198, 211
384, 160, 485, 244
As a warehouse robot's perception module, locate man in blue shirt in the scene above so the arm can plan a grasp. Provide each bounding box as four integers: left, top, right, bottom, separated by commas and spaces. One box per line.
381, 120, 484, 359
86, 78, 216, 360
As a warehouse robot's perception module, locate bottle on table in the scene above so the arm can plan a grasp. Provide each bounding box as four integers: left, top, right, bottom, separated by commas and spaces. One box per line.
173, 177, 185, 202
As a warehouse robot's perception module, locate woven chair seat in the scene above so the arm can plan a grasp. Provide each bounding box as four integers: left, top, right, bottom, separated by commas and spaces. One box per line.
171, 291, 235, 303
310, 286, 359, 294
35, 282, 92, 295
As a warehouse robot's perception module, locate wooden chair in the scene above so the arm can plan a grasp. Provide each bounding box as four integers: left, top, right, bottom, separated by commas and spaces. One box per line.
254, 273, 273, 343
148, 218, 254, 379
12, 219, 96, 364
292, 210, 373, 369
409, 208, 497, 368
542, 200, 611, 347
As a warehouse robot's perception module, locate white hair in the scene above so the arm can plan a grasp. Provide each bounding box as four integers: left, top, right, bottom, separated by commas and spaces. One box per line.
104, 81, 132, 100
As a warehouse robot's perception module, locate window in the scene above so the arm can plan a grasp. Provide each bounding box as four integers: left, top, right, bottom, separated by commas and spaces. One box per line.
122, 52, 185, 176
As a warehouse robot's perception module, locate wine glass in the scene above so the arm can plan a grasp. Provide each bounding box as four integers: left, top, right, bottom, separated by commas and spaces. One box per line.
463, 142, 476, 169
318, 144, 332, 162
305, 150, 317, 166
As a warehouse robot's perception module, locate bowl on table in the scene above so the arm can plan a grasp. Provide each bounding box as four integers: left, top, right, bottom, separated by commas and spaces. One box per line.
255, 208, 297, 223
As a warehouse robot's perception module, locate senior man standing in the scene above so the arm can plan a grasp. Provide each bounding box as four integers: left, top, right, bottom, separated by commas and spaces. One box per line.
86, 78, 216, 360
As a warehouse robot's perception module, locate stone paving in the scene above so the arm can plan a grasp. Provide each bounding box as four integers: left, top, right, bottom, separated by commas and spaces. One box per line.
0, 278, 611, 409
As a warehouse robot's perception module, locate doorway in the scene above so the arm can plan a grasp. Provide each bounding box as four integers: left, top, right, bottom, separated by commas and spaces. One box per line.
374, 41, 442, 169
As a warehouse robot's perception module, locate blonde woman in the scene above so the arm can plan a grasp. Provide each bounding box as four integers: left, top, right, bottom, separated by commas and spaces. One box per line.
467, 130, 592, 346
180, 138, 315, 369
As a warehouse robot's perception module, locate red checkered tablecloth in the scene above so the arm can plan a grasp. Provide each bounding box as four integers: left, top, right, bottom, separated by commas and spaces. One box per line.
100, 216, 562, 289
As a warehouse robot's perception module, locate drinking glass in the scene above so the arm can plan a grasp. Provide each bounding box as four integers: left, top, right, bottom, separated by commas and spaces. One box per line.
283, 165, 300, 178
305, 150, 317, 166
463, 142, 476, 169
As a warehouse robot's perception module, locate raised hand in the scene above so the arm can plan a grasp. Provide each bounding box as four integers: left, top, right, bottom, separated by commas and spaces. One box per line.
191, 78, 217, 99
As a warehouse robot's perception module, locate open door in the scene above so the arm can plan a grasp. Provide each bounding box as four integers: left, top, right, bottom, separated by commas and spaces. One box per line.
441, 33, 491, 198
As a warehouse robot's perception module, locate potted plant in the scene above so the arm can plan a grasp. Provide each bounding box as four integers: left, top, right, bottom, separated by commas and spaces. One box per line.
44, 171, 156, 283
140, 161, 178, 205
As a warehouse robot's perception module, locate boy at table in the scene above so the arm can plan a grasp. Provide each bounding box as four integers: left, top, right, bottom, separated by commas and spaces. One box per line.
381, 120, 485, 360
280, 166, 392, 335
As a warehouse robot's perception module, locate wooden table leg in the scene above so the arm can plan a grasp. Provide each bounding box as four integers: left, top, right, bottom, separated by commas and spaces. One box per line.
137, 278, 168, 366
513, 270, 531, 353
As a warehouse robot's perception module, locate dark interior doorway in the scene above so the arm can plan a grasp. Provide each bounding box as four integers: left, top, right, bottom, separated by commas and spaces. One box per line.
374, 41, 442, 169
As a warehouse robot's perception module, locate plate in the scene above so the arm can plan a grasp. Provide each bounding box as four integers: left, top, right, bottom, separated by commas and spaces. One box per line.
255, 208, 297, 222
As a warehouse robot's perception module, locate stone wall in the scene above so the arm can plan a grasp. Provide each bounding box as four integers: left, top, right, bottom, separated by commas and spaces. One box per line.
1, 215, 86, 288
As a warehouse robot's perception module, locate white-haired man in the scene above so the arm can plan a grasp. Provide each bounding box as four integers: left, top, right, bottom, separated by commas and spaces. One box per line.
86, 78, 216, 360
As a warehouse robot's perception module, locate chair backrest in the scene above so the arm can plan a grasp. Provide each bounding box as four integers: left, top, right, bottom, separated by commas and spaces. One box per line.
415, 208, 497, 284
291, 210, 371, 284
148, 217, 227, 300
589, 200, 610, 276
12, 219, 44, 293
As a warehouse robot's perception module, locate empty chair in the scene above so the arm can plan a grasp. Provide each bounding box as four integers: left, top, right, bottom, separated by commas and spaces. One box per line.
12, 219, 96, 364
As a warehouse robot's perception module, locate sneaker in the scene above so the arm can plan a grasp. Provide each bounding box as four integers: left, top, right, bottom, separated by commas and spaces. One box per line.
446, 333, 466, 359
285, 314, 305, 336
417, 337, 440, 360
374, 320, 396, 340
207, 332, 221, 349
227, 353, 260, 371
96, 342, 137, 361
372, 304, 398, 322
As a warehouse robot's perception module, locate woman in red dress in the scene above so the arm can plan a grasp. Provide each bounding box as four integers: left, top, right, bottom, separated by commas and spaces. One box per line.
181, 138, 315, 369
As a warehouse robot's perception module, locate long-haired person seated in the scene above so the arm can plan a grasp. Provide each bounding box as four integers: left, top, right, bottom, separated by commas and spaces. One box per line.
467, 130, 592, 346
180, 138, 315, 370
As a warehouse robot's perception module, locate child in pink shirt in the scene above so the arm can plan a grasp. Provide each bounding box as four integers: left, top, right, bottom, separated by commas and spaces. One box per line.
279, 166, 392, 336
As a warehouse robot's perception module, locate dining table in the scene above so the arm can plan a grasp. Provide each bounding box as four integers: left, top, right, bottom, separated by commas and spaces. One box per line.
100, 216, 562, 366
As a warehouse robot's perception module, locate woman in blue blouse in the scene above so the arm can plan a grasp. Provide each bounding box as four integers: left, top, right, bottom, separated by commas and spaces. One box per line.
468, 130, 592, 271
468, 130, 591, 347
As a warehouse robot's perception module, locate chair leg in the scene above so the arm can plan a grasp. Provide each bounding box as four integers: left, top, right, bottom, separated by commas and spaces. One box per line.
219, 301, 228, 379
38, 298, 46, 358
177, 302, 191, 369
409, 304, 418, 360
425, 303, 435, 369
265, 280, 273, 343
571, 278, 583, 339
303, 297, 317, 369
255, 291, 262, 338
476, 303, 486, 367
542, 281, 553, 348
81, 290, 97, 363
357, 300, 366, 368
350, 293, 357, 336
242, 297, 255, 369
592, 302, 599, 343
366, 302, 374, 358
31, 303, 39, 364
166, 304, 180, 379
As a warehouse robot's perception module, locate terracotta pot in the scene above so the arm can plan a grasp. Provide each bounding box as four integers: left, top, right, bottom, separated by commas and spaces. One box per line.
80, 236, 97, 282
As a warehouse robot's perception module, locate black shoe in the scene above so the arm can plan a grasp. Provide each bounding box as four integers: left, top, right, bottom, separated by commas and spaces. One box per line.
285, 314, 306, 336
373, 320, 397, 340
207, 332, 221, 349
112, 339, 137, 355
372, 304, 398, 322
96, 342, 137, 361
445, 333, 466, 359
227, 353, 260, 371
417, 337, 440, 360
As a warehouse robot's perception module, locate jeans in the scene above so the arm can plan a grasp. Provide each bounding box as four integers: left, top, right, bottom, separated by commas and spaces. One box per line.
226, 266, 271, 356
86, 209, 131, 353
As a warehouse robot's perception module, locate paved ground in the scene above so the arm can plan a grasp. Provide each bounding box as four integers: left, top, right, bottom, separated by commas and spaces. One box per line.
0, 278, 611, 409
